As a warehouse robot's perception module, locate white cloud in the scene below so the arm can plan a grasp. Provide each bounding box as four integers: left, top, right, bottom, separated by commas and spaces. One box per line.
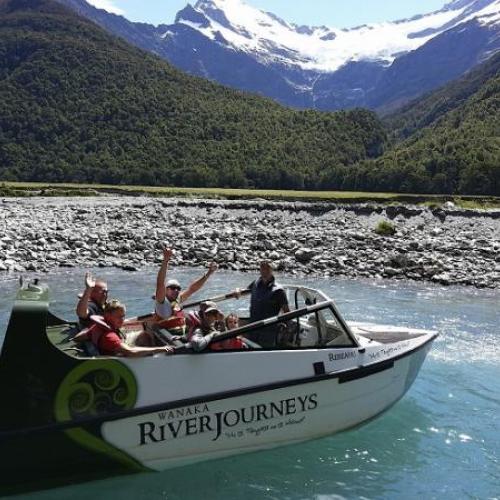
86, 0, 125, 16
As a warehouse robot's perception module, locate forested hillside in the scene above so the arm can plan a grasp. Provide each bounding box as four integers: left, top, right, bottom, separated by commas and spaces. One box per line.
385, 52, 500, 142
0, 0, 385, 189
320, 54, 500, 195
1, 0, 498, 194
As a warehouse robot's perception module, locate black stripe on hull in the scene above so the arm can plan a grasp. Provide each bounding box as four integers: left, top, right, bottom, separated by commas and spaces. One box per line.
339, 360, 394, 383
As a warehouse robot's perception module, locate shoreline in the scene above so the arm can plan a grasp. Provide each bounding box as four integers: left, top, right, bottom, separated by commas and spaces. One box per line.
1, 196, 499, 289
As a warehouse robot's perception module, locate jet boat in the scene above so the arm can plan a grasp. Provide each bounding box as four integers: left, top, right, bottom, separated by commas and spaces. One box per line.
0, 280, 437, 493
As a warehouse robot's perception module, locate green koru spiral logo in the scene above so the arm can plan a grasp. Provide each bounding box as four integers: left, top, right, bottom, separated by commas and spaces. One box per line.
55, 360, 137, 422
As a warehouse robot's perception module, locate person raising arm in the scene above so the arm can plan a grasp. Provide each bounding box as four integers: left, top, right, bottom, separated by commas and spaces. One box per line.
76, 272, 109, 329
154, 246, 218, 320
180, 261, 218, 303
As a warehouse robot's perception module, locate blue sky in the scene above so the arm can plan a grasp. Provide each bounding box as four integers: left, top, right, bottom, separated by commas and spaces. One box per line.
90, 0, 449, 28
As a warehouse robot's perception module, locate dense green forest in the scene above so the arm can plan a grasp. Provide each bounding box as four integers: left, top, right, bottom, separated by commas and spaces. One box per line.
384, 52, 500, 142
0, 0, 385, 190
321, 53, 500, 195
0, 0, 498, 194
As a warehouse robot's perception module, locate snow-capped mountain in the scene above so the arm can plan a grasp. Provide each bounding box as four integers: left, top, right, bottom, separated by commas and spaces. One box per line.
56, 0, 500, 111
179, 0, 500, 72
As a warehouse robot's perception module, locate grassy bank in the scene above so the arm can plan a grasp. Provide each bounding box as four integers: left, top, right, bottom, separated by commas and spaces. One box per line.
1, 182, 499, 208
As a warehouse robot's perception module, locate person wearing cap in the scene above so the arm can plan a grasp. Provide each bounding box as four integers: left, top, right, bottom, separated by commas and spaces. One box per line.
154, 246, 218, 323
185, 300, 218, 341
246, 261, 290, 347
189, 304, 224, 352
76, 272, 109, 329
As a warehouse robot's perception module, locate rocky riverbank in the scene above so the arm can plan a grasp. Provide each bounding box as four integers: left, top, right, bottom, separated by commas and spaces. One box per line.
1, 196, 499, 289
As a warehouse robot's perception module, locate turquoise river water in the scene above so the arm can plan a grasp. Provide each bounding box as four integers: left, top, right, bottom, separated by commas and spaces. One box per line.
0, 269, 499, 500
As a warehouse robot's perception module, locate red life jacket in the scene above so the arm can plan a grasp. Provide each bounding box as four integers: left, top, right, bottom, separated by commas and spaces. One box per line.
154, 300, 186, 333
86, 315, 122, 354
210, 336, 246, 351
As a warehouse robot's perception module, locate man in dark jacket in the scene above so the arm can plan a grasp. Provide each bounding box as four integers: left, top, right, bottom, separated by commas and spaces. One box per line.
247, 261, 289, 347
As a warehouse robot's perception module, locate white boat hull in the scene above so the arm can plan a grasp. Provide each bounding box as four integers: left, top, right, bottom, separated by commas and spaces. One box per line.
0, 281, 438, 493
101, 340, 432, 471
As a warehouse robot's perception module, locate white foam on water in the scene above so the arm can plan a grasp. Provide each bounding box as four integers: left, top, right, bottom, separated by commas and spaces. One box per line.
431, 328, 500, 366
459, 434, 473, 443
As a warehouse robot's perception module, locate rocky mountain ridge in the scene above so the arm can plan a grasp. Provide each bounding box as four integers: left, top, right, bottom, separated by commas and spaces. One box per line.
56, 0, 500, 111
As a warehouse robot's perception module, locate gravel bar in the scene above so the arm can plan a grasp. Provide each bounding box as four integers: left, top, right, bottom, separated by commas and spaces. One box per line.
1, 196, 499, 289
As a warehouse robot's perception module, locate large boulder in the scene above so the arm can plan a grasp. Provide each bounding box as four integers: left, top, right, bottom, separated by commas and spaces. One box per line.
294, 248, 317, 263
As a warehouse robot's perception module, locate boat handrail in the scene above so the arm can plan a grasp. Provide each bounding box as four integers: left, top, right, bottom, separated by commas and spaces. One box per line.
175, 298, 359, 353
182, 288, 251, 310
182, 285, 331, 311
282, 284, 331, 302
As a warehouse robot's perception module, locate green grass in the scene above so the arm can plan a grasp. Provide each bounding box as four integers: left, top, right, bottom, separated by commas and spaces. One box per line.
1, 182, 499, 207
419, 198, 500, 210
0, 182, 404, 200
452, 198, 500, 210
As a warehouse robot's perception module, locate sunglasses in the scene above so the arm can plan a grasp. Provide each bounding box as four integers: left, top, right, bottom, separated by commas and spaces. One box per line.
167, 286, 181, 291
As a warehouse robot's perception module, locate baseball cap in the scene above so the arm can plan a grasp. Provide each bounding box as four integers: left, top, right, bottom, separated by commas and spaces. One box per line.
204, 306, 222, 315
202, 301, 221, 315
166, 279, 181, 289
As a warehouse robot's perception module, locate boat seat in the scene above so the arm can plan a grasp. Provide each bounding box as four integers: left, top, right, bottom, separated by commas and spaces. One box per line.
276, 321, 301, 348
150, 326, 185, 348
325, 334, 348, 347
307, 316, 346, 346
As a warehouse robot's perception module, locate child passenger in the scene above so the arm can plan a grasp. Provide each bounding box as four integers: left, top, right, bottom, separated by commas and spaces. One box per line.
210, 313, 247, 351
225, 313, 240, 331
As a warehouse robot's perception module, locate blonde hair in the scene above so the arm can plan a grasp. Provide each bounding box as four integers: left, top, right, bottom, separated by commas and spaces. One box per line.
104, 299, 126, 315
225, 313, 239, 330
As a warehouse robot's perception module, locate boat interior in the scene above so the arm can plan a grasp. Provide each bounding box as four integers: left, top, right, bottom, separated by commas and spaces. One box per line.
45, 285, 427, 357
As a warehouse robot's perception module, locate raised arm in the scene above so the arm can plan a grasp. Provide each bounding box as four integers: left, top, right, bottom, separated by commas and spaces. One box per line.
180, 262, 218, 302
155, 247, 173, 304
76, 272, 95, 320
